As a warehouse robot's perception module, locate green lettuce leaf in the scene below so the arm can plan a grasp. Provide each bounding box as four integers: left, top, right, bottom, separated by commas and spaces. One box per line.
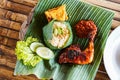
15, 37, 42, 67
25, 36, 39, 46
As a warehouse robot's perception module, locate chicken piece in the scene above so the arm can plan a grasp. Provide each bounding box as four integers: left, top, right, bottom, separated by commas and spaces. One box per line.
59, 20, 97, 64
59, 40, 94, 64
59, 44, 81, 64
80, 40, 94, 64
45, 5, 68, 22
75, 20, 97, 41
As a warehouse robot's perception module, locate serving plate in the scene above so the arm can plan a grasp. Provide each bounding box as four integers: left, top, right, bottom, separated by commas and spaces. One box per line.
104, 26, 120, 80
14, 0, 114, 80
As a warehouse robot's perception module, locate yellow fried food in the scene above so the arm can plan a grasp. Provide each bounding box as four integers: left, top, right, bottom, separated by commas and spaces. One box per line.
45, 5, 68, 22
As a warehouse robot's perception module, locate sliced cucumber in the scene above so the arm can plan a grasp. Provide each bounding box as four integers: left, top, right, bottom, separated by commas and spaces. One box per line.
36, 47, 54, 60
30, 42, 44, 52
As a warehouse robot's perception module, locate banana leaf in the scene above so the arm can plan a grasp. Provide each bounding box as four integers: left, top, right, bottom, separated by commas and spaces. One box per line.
14, 0, 114, 80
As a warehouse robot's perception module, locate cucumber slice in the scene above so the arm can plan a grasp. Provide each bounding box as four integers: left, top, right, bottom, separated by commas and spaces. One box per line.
30, 42, 44, 52
36, 47, 54, 60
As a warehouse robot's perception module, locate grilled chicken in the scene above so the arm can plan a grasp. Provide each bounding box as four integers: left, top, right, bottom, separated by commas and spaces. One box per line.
75, 20, 97, 41
59, 20, 97, 64
59, 40, 94, 64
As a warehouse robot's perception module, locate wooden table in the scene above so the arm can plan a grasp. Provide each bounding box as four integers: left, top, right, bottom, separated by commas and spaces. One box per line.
0, 0, 120, 80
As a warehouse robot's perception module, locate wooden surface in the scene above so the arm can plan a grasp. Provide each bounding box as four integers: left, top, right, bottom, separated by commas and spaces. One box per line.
0, 0, 120, 80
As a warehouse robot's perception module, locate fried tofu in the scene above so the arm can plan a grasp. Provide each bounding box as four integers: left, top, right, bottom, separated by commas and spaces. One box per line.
45, 5, 68, 22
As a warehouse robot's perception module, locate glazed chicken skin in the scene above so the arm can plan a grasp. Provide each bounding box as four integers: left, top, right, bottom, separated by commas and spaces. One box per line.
59, 44, 82, 64
59, 41, 94, 64
75, 20, 97, 41
59, 20, 97, 64
81, 40, 94, 64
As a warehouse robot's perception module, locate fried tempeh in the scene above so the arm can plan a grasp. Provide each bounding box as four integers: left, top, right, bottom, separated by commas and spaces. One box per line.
45, 5, 68, 22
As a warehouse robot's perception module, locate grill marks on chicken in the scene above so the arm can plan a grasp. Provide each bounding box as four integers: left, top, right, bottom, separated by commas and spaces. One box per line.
59, 20, 97, 64
59, 45, 82, 63
59, 41, 94, 64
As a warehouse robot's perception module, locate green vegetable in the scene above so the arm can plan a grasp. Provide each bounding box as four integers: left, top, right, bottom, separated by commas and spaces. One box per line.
36, 47, 54, 60
30, 42, 44, 52
43, 20, 73, 50
15, 37, 42, 67
25, 36, 39, 46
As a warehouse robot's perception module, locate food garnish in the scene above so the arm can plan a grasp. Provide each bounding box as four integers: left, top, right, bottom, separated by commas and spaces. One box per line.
59, 20, 97, 64
45, 5, 68, 22
15, 37, 54, 67
15, 37, 42, 67
30, 42, 44, 52
36, 47, 54, 60
43, 20, 73, 50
